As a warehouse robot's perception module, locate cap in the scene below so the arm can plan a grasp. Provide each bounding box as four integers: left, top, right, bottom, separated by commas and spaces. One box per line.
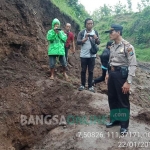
105, 24, 123, 33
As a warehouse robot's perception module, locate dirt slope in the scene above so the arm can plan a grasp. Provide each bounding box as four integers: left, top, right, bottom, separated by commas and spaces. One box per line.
0, 0, 79, 61
0, 51, 150, 150
0, 0, 150, 150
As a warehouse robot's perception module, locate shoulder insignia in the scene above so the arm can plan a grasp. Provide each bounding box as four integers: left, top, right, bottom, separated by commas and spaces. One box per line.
128, 48, 132, 52
128, 47, 134, 56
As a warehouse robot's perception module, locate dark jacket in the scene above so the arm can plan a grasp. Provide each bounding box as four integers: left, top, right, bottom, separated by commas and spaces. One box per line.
100, 48, 110, 68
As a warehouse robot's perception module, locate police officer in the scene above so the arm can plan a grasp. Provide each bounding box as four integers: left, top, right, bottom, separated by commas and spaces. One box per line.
105, 24, 137, 135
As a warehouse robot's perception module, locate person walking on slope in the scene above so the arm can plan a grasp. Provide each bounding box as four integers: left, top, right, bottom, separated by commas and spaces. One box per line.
46, 18, 68, 80
92, 41, 113, 86
77, 18, 100, 93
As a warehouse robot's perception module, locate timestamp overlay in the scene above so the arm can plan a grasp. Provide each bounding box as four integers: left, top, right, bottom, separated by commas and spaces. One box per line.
76, 131, 150, 148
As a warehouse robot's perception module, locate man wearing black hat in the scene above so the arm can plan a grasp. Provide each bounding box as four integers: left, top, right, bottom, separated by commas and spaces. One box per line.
105, 24, 137, 135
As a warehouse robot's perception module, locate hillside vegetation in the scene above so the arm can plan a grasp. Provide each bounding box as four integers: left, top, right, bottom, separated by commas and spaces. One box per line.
94, 7, 150, 48
51, 0, 89, 28
51, 0, 150, 62
95, 7, 150, 62
91, 0, 150, 62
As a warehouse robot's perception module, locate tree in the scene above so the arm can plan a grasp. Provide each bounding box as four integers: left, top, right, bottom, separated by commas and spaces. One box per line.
92, 4, 112, 21
92, 9, 103, 21
127, 0, 132, 12
66, 0, 78, 7
141, 0, 150, 8
100, 4, 112, 17
114, 1, 127, 15
137, 2, 142, 12
137, 0, 150, 12
66, 0, 89, 23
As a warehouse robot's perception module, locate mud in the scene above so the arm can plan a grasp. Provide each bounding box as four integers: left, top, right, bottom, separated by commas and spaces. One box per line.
0, 51, 150, 150
0, 0, 150, 150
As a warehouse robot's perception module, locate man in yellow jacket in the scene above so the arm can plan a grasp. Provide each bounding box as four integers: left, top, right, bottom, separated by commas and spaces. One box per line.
47, 18, 68, 80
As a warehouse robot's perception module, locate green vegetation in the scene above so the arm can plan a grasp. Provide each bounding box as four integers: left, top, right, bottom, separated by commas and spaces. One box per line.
51, 0, 89, 28
50, 0, 150, 62
94, 8, 150, 48
98, 47, 150, 62
92, 0, 150, 62
136, 48, 150, 62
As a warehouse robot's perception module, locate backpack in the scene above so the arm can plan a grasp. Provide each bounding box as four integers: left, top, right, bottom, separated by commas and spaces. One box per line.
89, 37, 99, 54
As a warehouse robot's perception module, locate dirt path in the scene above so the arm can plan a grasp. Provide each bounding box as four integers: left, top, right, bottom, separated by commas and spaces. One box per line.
138, 62, 150, 73
31, 90, 150, 150
0, 52, 150, 150
30, 59, 150, 150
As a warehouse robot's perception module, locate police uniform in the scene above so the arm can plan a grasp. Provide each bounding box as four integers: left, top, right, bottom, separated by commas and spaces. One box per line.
105, 25, 137, 131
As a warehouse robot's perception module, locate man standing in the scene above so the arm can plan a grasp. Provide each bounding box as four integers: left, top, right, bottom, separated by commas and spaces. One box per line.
77, 18, 100, 93
64, 23, 75, 62
92, 41, 113, 86
46, 18, 68, 80
105, 24, 137, 134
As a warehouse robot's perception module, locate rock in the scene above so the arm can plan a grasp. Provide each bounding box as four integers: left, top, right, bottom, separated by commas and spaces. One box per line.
3, 58, 8, 63
41, 65, 49, 71
137, 86, 142, 90
136, 110, 150, 122
146, 75, 150, 78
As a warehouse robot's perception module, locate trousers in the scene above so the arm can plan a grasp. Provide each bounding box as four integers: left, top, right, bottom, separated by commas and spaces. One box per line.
108, 70, 130, 128
80, 57, 95, 88
94, 68, 107, 84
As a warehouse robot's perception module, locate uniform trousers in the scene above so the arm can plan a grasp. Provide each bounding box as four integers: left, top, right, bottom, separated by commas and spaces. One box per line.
108, 69, 130, 128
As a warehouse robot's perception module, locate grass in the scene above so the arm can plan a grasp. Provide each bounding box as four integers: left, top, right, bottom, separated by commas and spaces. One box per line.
51, 0, 82, 28
50, 1, 150, 62
135, 47, 150, 62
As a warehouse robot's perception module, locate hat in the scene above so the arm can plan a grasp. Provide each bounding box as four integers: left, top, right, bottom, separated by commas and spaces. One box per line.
105, 24, 123, 33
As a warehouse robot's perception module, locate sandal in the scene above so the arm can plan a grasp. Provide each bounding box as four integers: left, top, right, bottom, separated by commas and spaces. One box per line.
50, 76, 54, 80
64, 73, 69, 81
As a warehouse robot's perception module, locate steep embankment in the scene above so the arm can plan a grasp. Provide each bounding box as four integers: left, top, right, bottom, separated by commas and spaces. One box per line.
0, 0, 81, 149
0, 0, 80, 61
0, 0, 150, 150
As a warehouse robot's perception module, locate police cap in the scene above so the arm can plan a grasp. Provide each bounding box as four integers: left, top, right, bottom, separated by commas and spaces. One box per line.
105, 24, 123, 33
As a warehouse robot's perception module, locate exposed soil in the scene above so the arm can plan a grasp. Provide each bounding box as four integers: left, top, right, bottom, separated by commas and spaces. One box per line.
0, 0, 150, 150
0, 0, 80, 61
0, 50, 150, 150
